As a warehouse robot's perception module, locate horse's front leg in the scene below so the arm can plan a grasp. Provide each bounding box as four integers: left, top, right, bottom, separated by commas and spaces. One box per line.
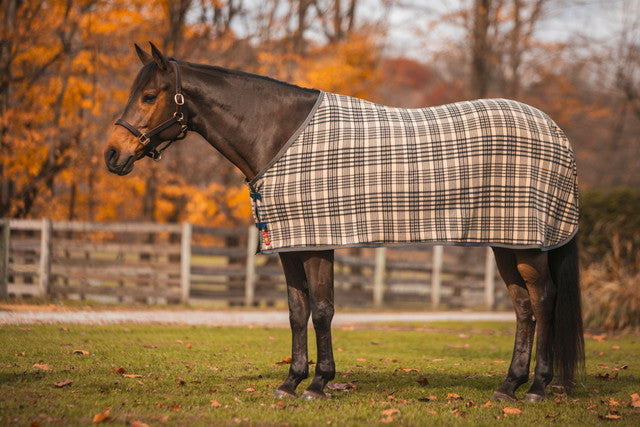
300, 250, 335, 400
275, 252, 311, 398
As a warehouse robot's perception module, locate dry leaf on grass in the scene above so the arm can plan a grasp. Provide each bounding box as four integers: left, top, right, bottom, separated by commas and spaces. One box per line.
92, 409, 111, 423
380, 408, 399, 423
630, 393, 640, 408
275, 356, 292, 365
503, 407, 522, 416
32, 363, 52, 371
72, 349, 89, 355
327, 382, 356, 391
54, 379, 73, 388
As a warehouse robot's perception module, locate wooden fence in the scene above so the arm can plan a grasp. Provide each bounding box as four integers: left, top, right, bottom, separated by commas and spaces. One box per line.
0, 219, 507, 309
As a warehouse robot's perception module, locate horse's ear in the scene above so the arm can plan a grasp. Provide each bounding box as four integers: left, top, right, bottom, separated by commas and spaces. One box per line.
135, 43, 152, 65
149, 42, 168, 71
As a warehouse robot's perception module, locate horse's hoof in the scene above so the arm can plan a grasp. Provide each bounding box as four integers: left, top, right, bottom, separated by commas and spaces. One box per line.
523, 393, 545, 403
490, 391, 517, 402
274, 388, 297, 399
301, 389, 328, 400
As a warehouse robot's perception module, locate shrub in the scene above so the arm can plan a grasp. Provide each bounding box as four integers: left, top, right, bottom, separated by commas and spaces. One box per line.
579, 187, 640, 331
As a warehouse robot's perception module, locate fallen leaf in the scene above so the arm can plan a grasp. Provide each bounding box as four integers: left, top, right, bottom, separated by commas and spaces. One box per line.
327, 382, 356, 391
186, 343, 192, 349
596, 372, 618, 381
211, 400, 221, 408
32, 363, 52, 371
123, 374, 143, 378
337, 348, 344, 352
592, 334, 608, 342
503, 407, 522, 415
397, 366, 420, 373
611, 345, 620, 350
112, 366, 126, 375
598, 364, 610, 369
245, 387, 256, 392
483, 401, 492, 407
131, 422, 149, 427
603, 411, 621, 420
380, 408, 399, 423
275, 356, 292, 365
54, 379, 73, 388
356, 358, 367, 362
72, 349, 89, 355
606, 397, 620, 407
446, 393, 462, 400
630, 393, 640, 408
417, 375, 429, 385
92, 410, 110, 423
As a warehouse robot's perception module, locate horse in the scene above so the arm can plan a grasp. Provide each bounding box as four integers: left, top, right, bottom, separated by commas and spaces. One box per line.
104, 43, 584, 402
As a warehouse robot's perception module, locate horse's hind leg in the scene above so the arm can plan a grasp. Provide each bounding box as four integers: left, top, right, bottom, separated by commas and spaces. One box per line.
275, 252, 311, 398
491, 247, 536, 402
515, 249, 557, 402
300, 250, 336, 399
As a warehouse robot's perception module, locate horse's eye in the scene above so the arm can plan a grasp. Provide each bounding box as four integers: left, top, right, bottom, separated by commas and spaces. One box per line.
142, 93, 157, 104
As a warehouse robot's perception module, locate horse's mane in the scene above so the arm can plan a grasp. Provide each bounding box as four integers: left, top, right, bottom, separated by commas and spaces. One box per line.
177, 60, 318, 93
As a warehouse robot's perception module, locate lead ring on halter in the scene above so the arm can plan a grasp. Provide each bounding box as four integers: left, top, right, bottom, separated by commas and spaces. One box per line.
114, 60, 188, 161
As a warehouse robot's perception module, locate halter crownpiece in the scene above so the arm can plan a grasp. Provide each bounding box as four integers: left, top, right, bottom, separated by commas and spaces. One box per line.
114, 60, 188, 161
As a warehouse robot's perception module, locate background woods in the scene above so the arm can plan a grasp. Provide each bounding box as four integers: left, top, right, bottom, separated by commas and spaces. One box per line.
2, 0, 639, 223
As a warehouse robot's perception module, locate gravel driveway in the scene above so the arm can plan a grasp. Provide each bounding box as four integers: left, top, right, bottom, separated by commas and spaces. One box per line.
0, 308, 514, 327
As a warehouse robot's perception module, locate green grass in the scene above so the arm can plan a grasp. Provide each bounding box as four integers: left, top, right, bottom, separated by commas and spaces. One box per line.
0, 322, 638, 425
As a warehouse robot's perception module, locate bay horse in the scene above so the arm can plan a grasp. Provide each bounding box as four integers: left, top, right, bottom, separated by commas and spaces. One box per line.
104, 43, 584, 402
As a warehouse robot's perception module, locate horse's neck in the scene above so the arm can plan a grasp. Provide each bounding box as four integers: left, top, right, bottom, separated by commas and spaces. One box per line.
180, 63, 320, 180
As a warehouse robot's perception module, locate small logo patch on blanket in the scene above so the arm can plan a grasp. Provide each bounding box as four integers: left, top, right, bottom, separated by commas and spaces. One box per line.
248, 92, 578, 254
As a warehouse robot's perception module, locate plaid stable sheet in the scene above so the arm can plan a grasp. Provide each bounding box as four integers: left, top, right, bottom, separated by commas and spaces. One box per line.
248, 92, 578, 254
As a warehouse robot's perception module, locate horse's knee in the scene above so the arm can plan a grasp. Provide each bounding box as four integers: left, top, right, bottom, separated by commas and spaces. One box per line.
311, 299, 334, 328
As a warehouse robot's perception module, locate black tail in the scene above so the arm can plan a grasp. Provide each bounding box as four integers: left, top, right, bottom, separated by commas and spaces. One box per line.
548, 235, 584, 390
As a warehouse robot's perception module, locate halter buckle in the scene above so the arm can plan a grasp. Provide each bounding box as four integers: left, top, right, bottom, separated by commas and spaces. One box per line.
174, 93, 185, 105
138, 134, 150, 146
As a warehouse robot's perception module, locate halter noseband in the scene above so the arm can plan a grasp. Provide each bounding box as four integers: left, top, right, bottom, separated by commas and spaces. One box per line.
115, 60, 188, 161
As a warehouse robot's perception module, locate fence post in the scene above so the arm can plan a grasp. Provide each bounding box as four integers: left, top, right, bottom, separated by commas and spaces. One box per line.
431, 245, 443, 309
245, 226, 257, 306
39, 218, 52, 298
484, 246, 496, 310
373, 247, 386, 307
0, 220, 9, 298
180, 222, 192, 304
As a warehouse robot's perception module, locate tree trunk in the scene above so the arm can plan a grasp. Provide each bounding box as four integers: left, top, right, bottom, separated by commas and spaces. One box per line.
471, 0, 491, 99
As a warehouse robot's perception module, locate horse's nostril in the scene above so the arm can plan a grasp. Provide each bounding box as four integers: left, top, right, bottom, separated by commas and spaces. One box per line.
105, 147, 119, 165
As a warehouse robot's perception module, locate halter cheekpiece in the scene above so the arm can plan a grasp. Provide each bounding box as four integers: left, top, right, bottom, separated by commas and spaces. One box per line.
114, 60, 187, 161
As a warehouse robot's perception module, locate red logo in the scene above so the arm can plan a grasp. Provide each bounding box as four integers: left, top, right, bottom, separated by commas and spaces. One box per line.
262, 230, 271, 247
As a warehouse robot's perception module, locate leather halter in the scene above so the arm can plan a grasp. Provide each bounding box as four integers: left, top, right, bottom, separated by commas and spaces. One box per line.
114, 60, 188, 161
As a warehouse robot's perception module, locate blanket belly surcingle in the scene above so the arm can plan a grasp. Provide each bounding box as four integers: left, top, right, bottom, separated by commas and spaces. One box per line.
248, 92, 579, 254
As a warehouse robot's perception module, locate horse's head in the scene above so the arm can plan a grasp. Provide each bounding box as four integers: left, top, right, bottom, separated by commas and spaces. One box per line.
104, 43, 187, 175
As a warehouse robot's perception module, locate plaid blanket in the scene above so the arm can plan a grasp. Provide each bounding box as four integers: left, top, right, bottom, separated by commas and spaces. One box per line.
248, 92, 578, 254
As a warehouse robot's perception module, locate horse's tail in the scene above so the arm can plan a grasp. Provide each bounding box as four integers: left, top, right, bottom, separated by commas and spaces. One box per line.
548, 235, 584, 390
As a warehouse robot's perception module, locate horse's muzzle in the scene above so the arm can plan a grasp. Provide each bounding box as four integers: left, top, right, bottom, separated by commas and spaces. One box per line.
104, 146, 135, 176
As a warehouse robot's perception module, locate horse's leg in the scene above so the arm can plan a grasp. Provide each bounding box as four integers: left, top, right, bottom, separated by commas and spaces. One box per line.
515, 249, 557, 402
300, 250, 336, 400
491, 247, 535, 402
274, 251, 311, 398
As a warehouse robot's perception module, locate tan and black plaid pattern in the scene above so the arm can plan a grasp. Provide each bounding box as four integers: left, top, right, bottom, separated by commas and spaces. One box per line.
248, 92, 578, 253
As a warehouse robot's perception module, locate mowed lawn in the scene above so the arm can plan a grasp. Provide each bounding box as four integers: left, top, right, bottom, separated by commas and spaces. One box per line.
0, 321, 638, 425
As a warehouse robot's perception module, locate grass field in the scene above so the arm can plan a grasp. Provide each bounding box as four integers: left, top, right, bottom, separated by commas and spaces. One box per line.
0, 321, 638, 425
